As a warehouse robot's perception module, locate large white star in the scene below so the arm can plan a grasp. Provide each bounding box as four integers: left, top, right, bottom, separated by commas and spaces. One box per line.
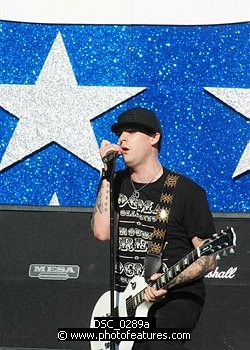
204, 87, 250, 178
0, 32, 145, 171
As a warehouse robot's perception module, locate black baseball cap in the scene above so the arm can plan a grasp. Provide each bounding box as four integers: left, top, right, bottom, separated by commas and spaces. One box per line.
111, 107, 162, 136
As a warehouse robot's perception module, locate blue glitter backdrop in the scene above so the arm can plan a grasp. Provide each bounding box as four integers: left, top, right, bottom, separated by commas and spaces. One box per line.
0, 21, 249, 211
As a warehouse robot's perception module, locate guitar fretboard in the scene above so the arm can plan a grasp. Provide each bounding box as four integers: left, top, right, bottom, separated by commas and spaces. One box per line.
155, 248, 199, 290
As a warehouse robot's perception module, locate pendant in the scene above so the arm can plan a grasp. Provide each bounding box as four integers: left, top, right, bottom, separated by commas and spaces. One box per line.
132, 190, 140, 198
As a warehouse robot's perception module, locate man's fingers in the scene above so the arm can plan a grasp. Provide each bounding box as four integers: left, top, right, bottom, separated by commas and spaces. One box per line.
144, 285, 167, 302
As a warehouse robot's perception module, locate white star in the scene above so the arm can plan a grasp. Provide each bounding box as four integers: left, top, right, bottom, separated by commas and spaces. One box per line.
0, 32, 145, 171
204, 87, 250, 178
49, 192, 60, 206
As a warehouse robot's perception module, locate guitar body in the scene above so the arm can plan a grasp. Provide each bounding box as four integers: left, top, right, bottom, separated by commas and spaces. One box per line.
90, 276, 152, 350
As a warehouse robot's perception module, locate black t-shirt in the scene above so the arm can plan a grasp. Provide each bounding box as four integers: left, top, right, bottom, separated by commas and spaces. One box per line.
114, 167, 215, 305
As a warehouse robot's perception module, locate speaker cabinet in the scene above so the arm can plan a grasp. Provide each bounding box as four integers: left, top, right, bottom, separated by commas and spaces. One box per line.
0, 208, 249, 349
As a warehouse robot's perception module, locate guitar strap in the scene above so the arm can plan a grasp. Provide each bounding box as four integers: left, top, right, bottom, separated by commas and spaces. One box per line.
144, 171, 180, 281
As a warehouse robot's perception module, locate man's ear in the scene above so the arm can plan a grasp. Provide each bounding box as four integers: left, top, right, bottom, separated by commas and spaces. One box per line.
150, 132, 161, 146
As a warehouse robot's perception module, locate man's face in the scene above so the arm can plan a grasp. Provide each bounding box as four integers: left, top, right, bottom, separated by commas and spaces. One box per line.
118, 128, 158, 168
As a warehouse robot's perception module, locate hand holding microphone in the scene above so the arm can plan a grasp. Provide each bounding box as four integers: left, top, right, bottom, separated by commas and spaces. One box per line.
100, 140, 122, 164
102, 151, 120, 163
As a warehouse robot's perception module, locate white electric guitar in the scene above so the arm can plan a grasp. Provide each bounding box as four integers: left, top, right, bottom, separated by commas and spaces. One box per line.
90, 227, 236, 350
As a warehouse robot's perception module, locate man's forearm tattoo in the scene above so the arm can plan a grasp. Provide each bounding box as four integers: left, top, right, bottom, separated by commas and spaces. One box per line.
95, 182, 110, 214
195, 255, 211, 275
167, 256, 212, 289
91, 183, 110, 231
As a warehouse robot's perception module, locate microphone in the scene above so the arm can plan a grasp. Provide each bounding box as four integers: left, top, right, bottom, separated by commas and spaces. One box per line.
102, 151, 120, 163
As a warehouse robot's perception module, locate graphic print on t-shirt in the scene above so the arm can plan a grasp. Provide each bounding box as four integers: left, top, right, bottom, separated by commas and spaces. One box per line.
115, 190, 160, 291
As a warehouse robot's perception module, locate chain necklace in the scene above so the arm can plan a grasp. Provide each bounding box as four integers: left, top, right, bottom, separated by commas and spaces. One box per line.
130, 166, 162, 199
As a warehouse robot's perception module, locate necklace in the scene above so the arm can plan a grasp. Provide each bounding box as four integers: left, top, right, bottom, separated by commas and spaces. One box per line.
130, 166, 162, 199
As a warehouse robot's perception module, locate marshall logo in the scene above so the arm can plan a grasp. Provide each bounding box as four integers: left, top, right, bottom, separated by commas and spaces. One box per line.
29, 264, 80, 280
205, 266, 237, 279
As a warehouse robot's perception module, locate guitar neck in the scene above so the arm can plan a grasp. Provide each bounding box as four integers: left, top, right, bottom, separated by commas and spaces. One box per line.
153, 248, 200, 290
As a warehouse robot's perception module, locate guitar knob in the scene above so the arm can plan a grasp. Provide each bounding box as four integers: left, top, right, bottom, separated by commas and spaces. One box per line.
216, 254, 221, 260
229, 248, 235, 254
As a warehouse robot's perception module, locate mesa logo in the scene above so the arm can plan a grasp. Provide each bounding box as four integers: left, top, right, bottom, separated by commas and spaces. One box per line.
29, 264, 80, 280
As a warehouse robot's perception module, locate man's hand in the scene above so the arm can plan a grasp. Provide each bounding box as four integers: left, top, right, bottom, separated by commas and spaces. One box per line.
100, 140, 122, 165
144, 273, 167, 302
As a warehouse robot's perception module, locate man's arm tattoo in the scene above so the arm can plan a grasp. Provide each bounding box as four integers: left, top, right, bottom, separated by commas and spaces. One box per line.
91, 183, 110, 231
94, 183, 110, 214
195, 255, 211, 275
167, 256, 212, 289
